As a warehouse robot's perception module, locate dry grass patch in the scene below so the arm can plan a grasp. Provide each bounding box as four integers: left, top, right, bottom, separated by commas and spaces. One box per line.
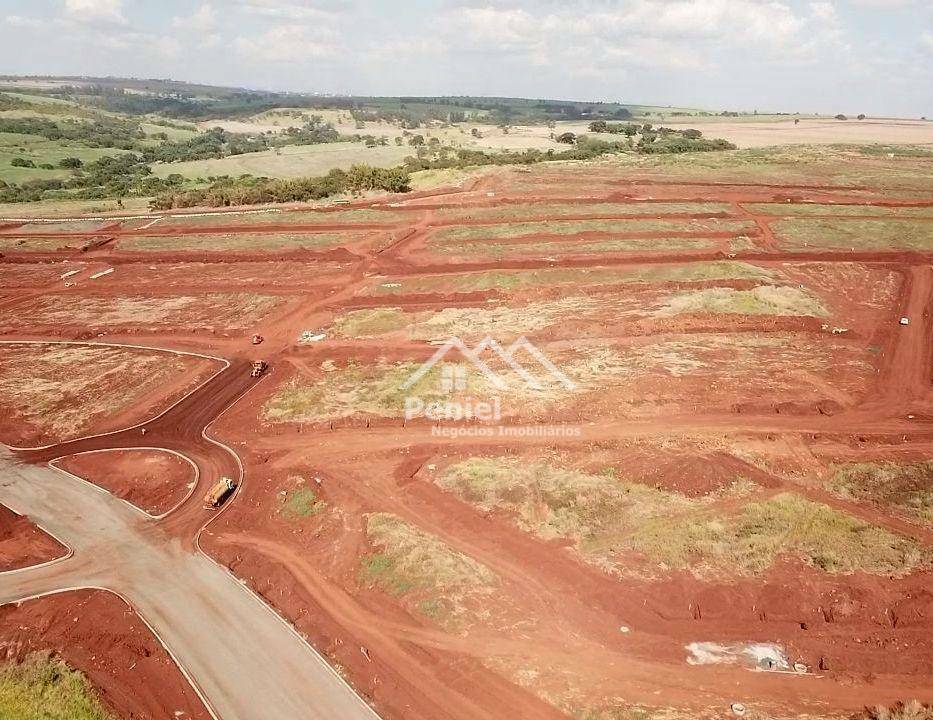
158, 208, 411, 227
264, 360, 495, 422
119, 231, 367, 252
427, 236, 718, 258
859, 702, 933, 720
0, 653, 114, 720
367, 261, 777, 295
653, 285, 827, 317
0, 236, 87, 251
13, 294, 281, 330
747, 203, 933, 218
437, 201, 732, 222
774, 218, 933, 251
0, 343, 198, 443
331, 296, 614, 340
277, 476, 326, 520
361, 512, 496, 625
828, 462, 933, 526
434, 218, 755, 242
437, 458, 926, 577
0, 220, 110, 234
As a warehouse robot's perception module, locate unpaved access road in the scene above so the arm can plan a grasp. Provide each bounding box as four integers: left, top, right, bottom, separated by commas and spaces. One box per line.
0, 451, 379, 720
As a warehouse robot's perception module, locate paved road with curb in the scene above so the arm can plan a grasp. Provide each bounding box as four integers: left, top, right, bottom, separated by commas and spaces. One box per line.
0, 452, 379, 720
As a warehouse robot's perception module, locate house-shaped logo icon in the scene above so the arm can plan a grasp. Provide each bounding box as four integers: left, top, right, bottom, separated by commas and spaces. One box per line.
400, 336, 576, 392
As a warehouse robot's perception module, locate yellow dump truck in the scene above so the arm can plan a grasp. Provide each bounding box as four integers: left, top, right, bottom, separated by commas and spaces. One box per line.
251, 360, 268, 378
203, 477, 236, 509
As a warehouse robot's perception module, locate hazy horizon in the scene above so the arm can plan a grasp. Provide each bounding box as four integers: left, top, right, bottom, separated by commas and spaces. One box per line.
1, 0, 931, 118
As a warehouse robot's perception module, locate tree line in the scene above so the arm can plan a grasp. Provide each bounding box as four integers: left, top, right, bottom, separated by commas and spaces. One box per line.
148, 165, 411, 210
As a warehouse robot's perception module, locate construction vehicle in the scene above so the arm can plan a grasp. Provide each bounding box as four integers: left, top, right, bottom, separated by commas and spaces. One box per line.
204, 477, 236, 509
251, 360, 268, 378
251, 334, 264, 345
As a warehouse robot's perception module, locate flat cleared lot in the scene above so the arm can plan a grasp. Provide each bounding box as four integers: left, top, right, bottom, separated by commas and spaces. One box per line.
156, 208, 414, 227
117, 231, 373, 252
660, 117, 933, 149
431, 218, 756, 242
0, 343, 218, 445
436, 201, 733, 222
774, 218, 933, 251
4, 293, 282, 330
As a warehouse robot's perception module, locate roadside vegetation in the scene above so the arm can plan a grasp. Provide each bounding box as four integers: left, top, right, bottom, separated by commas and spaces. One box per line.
828, 462, 933, 526
437, 458, 927, 577
361, 513, 496, 626
0, 653, 114, 720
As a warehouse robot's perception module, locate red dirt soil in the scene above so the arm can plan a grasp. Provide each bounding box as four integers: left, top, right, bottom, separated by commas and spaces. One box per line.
0, 589, 211, 720
0, 504, 66, 572
3, 167, 933, 719
55, 449, 196, 516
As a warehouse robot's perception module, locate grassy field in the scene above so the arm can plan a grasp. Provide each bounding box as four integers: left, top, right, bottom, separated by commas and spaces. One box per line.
6, 219, 113, 233
773, 218, 933, 251
0, 196, 151, 219
654, 286, 827, 317
365, 261, 777, 295
0, 235, 90, 251
828, 462, 933, 526
436, 201, 733, 222
264, 360, 497, 422
362, 513, 496, 626
0, 131, 128, 184
437, 458, 927, 576
499, 146, 933, 200
13, 293, 281, 329
149, 142, 411, 180
158, 207, 412, 226
426, 236, 720, 258
0, 343, 194, 443
117, 231, 369, 252
432, 218, 755, 242
0, 653, 114, 720
331, 296, 615, 339
747, 203, 933, 218
335, 283, 818, 340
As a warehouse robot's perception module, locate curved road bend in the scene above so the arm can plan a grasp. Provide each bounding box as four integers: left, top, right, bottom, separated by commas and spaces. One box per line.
0, 358, 380, 719
18, 359, 254, 538
0, 453, 379, 720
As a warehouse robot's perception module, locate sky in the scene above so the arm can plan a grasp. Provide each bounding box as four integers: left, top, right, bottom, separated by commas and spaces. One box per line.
1, 0, 931, 117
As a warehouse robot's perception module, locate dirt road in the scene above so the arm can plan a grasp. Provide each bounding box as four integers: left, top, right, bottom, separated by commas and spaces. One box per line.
0, 450, 379, 720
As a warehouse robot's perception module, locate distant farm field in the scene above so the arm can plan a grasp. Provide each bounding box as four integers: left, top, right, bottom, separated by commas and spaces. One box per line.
149, 142, 412, 180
